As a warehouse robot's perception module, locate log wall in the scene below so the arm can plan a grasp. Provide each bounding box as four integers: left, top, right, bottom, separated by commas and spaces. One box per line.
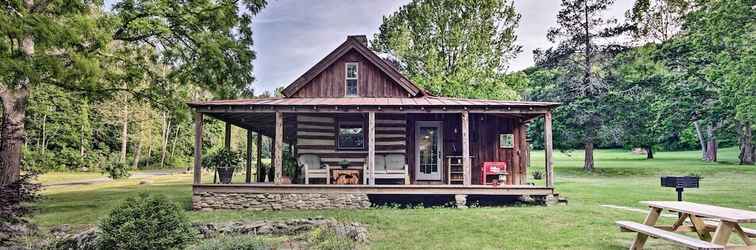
295, 113, 528, 185
296, 113, 407, 168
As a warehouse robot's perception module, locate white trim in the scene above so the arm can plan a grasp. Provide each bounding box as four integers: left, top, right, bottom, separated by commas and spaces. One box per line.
414, 121, 443, 181
345, 62, 359, 97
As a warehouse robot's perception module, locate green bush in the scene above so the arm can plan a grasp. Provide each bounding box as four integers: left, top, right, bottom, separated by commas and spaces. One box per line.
101, 156, 130, 180
96, 193, 196, 250
307, 227, 356, 250
202, 148, 242, 171
189, 235, 274, 250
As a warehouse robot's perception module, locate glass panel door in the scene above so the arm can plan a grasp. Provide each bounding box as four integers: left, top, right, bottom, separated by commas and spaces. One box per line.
415, 121, 443, 180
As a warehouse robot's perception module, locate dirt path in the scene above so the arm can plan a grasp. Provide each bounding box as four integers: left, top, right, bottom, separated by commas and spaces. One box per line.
44, 169, 187, 187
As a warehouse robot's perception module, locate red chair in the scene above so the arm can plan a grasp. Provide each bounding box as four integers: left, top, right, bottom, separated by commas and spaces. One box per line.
481, 162, 507, 186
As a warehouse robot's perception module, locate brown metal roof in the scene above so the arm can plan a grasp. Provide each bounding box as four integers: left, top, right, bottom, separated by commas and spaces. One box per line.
188, 96, 559, 108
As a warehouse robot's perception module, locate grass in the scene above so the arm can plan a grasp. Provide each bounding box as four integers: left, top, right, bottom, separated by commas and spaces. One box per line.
33, 147, 756, 249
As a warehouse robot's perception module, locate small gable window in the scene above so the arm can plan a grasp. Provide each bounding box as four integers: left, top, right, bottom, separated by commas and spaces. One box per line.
345, 63, 358, 96
337, 120, 365, 149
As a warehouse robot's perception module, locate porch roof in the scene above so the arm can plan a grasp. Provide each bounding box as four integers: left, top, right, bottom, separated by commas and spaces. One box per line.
188, 96, 559, 109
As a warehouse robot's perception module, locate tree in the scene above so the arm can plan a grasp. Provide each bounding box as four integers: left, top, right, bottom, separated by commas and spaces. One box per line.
371, 0, 524, 99
652, 0, 753, 163
534, 0, 629, 171
0, 0, 267, 185
607, 45, 670, 159
626, 0, 694, 44
680, 0, 755, 164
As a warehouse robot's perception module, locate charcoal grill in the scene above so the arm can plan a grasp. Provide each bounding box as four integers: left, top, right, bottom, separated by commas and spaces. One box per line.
660, 176, 700, 201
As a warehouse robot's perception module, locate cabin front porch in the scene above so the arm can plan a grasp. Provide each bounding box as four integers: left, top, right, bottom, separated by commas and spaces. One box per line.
189, 98, 557, 210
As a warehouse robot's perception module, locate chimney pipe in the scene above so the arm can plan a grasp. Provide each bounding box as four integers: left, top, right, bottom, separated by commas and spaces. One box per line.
348, 35, 368, 47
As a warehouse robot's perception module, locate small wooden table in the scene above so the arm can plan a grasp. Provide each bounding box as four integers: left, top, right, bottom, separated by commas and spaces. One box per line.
630, 201, 756, 249
330, 168, 362, 185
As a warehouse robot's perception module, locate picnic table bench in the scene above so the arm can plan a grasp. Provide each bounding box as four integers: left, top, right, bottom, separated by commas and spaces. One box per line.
617, 201, 756, 250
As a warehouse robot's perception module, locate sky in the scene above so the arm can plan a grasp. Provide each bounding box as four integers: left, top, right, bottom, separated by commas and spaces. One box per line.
250, 0, 635, 93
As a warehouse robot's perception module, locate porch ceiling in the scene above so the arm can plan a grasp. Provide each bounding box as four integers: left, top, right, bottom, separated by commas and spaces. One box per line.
205, 112, 297, 143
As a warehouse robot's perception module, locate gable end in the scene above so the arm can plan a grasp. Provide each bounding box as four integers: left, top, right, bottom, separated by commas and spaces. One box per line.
282, 36, 422, 98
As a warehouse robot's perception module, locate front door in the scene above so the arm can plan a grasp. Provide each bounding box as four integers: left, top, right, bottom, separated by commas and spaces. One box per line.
415, 121, 443, 180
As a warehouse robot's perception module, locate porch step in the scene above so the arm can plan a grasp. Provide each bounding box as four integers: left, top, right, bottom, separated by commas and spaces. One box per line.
552, 192, 568, 205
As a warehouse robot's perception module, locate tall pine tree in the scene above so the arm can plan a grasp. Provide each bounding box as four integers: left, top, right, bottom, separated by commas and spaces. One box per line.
534, 0, 630, 171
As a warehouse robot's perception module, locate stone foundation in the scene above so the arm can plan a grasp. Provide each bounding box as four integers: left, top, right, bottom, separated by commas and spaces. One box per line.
192, 192, 372, 211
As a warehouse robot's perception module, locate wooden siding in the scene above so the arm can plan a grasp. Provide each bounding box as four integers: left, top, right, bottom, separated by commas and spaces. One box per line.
291, 50, 410, 98
469, 114, 527, 185
406, 113, 528, 185
296, 113, 528, 185
296, 113, 407, 168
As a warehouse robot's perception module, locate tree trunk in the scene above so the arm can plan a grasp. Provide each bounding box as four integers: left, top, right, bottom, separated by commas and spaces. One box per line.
739, 122, 754, 165
119, 99, 129, 163
159, 113, 170, 168
0, 21, 32, 186
40, 113, 46, 154
169, 125, 180, 162
0, 88, 29, 186
584, 141, 594, 171
80, 124, 85, 157
693, 121, 707, 160
646, 145, 654, 159
132, 126, 143, 169
704, 125, 717, 162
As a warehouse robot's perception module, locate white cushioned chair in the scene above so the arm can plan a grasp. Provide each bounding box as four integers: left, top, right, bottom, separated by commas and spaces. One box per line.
300, 154, 329, 184
372, 154, 409, 184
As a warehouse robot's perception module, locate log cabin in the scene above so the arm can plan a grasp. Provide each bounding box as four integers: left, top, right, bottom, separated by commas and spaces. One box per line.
188, 35, 559, 211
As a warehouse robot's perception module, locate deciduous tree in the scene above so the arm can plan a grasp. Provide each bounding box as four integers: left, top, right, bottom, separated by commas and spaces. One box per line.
371, 0, 524, 99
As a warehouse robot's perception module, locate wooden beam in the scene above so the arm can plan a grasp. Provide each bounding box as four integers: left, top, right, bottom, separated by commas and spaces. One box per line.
512, 124, 521, 185
245, 129, 252, 183
521, 122, 530, 185
224, 122, 231, 149
193, 184, 556, 196
256, 132, 263, 182
194, 106, 552, 114
368, 112, 376, 185
462, 111, 471, 186
544, 111, 554, 188
274, 112, 283, 184
193, 112, 204, 184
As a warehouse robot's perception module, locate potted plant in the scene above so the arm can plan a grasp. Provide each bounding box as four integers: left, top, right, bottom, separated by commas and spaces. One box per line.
203, 148, 242, 184
338, 159, 350, 169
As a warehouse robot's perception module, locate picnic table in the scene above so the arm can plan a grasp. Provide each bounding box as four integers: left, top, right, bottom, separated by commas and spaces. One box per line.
617, 201, 756, 250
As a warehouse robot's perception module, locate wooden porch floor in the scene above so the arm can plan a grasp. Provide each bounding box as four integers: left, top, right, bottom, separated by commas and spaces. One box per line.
193, 184, 555, 196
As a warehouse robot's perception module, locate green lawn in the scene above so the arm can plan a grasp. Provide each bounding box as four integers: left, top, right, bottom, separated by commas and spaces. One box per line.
34, 147, 756, 249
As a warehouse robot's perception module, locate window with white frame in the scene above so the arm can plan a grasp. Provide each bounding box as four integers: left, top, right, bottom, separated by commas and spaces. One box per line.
345, 63, 358, 96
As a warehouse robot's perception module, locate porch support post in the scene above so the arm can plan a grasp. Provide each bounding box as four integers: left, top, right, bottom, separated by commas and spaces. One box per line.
224, 122, 231, 149
368, 111, 375, 185
461, 111, 471, 186
274, 112, 284, 184
245, 129, 253, 183
256, 132, 263, 182
544, 111, 554, 187
193, 112, 203, 185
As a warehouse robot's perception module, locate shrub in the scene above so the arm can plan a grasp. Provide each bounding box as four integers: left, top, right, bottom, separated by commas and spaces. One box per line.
96, 193, 196, 250
202, 148, 242, 171
307, 227, 356, 250
101, 156, 130, 180
189, 235, 274, 250
532, 171, 543, 180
